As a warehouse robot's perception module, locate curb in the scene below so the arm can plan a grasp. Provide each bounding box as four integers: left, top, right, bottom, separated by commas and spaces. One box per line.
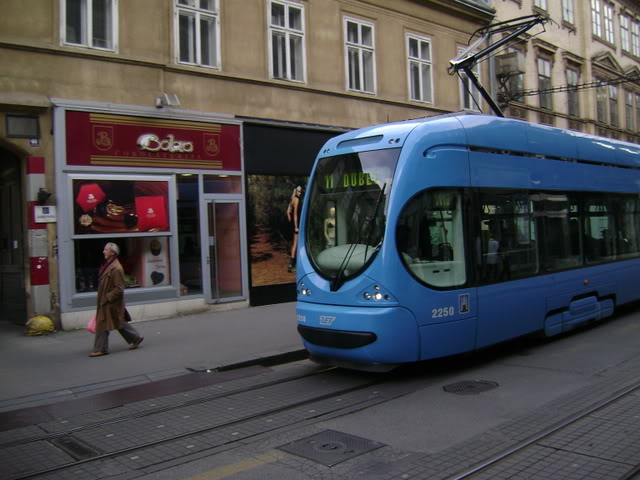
187, 349, 310, 373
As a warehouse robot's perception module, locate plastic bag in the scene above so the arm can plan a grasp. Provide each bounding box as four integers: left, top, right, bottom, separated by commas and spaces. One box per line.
87, 314, 96, 334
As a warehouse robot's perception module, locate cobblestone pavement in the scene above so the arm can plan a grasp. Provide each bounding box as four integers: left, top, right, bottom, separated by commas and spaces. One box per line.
1, 354, 639, 479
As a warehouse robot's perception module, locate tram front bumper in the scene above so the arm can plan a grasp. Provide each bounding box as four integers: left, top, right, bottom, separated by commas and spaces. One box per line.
295, 302, 419, 365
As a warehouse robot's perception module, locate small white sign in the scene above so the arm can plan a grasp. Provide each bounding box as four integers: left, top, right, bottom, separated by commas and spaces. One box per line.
34, 205, 57, 223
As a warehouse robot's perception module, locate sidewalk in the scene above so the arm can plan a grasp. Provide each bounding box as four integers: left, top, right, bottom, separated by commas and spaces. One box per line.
0, 302, 304, 412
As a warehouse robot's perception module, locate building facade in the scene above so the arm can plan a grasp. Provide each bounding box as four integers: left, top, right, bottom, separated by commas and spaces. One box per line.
0, 0, 494, 329
493, 0, 640, 141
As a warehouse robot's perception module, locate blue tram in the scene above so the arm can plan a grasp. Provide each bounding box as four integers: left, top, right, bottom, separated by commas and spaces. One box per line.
295, 113, 640, 370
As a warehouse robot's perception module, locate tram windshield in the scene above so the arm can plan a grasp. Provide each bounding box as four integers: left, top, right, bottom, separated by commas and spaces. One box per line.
305, 148, 400, 288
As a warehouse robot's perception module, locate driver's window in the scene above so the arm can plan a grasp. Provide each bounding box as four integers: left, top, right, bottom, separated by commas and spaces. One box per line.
396, 189, 465, 288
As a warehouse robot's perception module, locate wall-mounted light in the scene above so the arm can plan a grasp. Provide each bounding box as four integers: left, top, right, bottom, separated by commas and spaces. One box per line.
155, 93, 181, 109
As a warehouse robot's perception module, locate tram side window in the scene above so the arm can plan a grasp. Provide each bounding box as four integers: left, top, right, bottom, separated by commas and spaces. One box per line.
584, 194, 616, 264
612, 196, 640, 258
477, 191, 538, 283
396, 189, 465, 288
531, 193, 581, 271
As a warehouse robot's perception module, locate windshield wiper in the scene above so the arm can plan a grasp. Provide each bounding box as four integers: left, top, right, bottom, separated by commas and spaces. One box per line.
331, 183, 386, 292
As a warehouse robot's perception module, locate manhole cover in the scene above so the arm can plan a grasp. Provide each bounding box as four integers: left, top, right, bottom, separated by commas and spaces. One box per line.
49, 435, 102, 460
278, 429, 385, 466
442, 380, 499, 395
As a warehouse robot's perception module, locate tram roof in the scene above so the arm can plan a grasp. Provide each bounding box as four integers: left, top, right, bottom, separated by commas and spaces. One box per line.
324, 113, 640, 170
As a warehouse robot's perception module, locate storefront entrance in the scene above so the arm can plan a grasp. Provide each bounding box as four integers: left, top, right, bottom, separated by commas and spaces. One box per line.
0, 149, 26, 324
206, 200, 244, 303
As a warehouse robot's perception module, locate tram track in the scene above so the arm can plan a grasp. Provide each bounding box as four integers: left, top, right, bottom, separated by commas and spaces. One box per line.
447, 379, 640, 480
1, 366, 398, 480
0, 365, 335, 450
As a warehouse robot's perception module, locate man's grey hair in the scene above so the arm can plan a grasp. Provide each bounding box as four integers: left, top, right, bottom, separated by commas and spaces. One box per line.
105, 242, 120, 256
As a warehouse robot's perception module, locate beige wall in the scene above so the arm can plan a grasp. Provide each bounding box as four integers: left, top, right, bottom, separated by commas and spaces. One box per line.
494, 0, 640, 137
0, 0, 494, 129
0, 0, 493, 323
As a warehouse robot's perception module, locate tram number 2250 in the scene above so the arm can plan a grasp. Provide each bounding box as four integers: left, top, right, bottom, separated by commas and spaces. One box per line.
432, 306, 455, 318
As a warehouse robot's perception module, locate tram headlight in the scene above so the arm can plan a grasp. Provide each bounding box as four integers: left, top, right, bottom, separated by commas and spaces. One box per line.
361, 284, 393, 302
300, 288, 312, 296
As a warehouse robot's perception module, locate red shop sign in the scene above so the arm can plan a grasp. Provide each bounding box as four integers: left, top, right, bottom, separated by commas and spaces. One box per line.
65, 111, 241, 171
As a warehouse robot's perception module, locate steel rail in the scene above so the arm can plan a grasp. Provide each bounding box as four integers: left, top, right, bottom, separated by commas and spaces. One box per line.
9, 369, 385, 480
447, 380, 640, 480
0, 366, 336, 450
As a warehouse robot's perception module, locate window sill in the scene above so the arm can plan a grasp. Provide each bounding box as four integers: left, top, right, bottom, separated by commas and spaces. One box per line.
62, 42, 117, 54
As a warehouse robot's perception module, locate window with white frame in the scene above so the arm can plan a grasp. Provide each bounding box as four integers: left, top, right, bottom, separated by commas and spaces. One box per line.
534, 0, 547, 10
632, 20, 640, 56
621, 14, 631, 52
635, 93, 640, 132
566, 68, 580, 117
176, 0, 219, 68
537, 57, 552, 110
63, 0, 117, 50
407, 34, 433, 103
609, 84, 619, 126
458, 48, 481, 111
562, 0, 575, 24
592, 0, 603, 37
269, 0, 305, 82
604, 2, 615, 44
592, 0, 616, 44
596, 79, 608, 123
625, 90, 635, 131
344, 17, 376, 94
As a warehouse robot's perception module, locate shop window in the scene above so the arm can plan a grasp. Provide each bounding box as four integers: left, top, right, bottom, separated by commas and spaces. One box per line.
63, 0, 117, 51
177, 175, 202, 296
203, 174, 242, 193
72, 178, 172, 293
75, 236, 171, 292
73, 179, 169, 235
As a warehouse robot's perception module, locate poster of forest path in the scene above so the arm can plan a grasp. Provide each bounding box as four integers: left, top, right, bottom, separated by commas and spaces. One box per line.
250, 224, 295, 286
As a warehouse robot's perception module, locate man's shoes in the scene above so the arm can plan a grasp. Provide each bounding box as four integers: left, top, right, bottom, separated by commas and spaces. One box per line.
89, 351, 108, 357
129, 336, 144, 350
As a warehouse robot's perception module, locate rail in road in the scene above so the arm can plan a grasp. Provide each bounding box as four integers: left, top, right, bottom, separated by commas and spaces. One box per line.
2, 350, 639, 479
0, 364, 407, 480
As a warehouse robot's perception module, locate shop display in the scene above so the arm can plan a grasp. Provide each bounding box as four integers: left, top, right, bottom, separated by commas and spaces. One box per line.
73, 179, 169, 234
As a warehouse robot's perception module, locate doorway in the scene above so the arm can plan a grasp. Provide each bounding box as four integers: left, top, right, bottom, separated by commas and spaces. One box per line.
0, 149, 26, 324
205, 201, 244, 303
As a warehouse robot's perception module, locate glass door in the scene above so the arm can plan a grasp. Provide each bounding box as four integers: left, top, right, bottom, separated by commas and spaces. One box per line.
206, 201, 243, 302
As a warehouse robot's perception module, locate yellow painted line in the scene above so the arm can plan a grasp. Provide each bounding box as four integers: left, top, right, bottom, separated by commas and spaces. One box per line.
188, 450, 286, 480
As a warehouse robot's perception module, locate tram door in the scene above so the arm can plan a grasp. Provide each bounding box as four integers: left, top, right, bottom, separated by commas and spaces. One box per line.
0, 150, 26, 324
205, 201, 244, 303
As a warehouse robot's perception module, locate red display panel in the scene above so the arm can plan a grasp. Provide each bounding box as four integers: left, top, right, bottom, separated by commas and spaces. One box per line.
65, 111, 241, 171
